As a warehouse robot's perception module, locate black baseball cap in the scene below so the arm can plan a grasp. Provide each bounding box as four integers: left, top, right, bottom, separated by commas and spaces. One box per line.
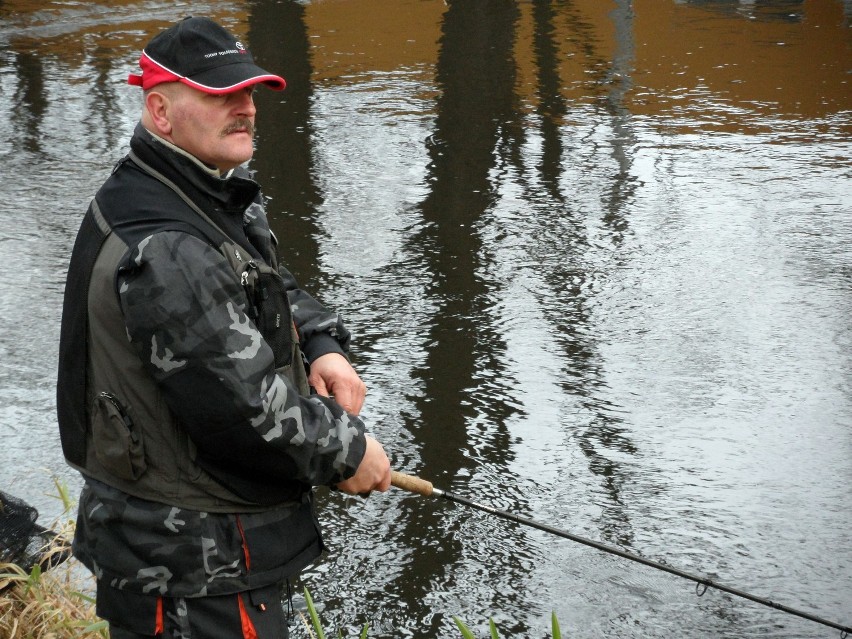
128, 16, 285, 94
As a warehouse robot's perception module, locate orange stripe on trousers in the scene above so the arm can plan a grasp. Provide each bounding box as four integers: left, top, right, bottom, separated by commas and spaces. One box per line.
238, 593, 259, 639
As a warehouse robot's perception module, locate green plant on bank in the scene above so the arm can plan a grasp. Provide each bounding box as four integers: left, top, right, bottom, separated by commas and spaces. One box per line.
0, 562, 108, 639
301, 587, 564, 639
3, 479, 564, 639
454, 613, 562, 639
0, 478, 107, 639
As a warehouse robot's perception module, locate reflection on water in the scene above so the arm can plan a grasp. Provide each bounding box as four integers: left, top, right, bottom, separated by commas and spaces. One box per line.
1, 1, 850, 637
395, 3, 529, 633
250, 0, 326, 292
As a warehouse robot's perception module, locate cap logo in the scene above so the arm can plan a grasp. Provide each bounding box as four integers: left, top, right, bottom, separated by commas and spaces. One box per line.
204, 49, 238, 58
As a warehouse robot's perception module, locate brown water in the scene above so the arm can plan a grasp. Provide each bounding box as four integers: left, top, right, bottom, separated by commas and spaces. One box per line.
1, 1, 850, 637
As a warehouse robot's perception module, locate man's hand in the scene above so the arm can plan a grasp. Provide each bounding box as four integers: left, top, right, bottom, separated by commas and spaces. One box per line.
308, 352, 367, 415
336, 436, 391, 496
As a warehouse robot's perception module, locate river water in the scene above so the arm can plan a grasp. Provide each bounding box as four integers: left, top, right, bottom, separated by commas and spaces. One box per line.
1, 1, 850, 637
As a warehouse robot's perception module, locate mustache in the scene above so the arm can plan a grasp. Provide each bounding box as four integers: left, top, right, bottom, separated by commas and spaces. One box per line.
221, 118, 255, 137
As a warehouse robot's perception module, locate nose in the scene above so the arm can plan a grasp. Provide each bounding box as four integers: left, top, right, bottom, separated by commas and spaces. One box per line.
234, 88, 256, 117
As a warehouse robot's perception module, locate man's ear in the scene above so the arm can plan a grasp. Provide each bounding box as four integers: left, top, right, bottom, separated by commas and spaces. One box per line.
144, 90, 173, 136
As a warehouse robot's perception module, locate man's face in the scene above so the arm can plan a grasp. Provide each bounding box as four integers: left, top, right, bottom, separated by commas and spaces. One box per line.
162, 83, 258, 173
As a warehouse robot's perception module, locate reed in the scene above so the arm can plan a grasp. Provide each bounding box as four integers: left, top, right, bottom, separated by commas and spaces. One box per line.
1, 559, 564, 639
1, 480, 565, 638
453, 615, 562, 639
0, 562, 107, 639
300, 587, 564, 639
0, 483, 106, 639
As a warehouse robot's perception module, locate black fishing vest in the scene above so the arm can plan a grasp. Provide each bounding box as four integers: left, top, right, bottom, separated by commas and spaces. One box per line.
57, 150, 311, 512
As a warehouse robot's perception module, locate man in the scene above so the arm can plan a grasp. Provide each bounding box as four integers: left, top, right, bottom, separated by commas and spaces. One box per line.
56, 16, 391, 638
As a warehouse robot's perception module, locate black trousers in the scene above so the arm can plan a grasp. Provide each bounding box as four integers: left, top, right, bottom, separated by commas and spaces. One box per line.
98, 580, 290, 638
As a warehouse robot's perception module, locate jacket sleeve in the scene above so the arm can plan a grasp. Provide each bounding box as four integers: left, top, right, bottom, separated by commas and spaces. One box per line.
277, 265, 352, 364
242, 196, 352, 364
117, 230, 366, 489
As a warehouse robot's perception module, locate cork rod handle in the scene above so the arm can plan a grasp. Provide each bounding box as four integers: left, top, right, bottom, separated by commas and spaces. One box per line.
391, 470, 434, 497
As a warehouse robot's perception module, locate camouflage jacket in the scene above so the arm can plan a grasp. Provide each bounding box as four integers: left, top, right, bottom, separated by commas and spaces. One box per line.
58, 124, 367, 595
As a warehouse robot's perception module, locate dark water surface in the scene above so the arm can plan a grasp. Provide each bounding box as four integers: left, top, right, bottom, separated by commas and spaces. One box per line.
1, 1, 850, 637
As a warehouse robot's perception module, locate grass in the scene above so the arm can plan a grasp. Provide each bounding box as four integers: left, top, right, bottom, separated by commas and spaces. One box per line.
299, 586, 564, 639
0, 480, 107, 639
0, 562, 107, 639
2, 480, 565, 638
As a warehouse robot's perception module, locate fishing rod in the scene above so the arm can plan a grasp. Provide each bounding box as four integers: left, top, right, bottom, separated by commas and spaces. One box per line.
390, 471, 851, 637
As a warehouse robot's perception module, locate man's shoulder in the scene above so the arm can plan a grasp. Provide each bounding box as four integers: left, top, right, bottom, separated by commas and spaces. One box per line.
95, 181, 224, 257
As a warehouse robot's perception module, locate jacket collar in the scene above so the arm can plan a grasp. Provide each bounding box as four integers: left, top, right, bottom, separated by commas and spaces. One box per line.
129, 123, 261, 219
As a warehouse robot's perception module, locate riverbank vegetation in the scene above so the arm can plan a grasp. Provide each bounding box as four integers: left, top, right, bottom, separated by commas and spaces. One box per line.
1, 480, 564, 638
2, 555, 564, 639
0, 561, 107, 638
300, 586, 564, 639
2, 553, 565, 639
0, 480, 106, 638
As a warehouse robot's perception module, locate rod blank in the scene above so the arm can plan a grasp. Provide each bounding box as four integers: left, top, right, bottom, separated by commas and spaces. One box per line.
390, 470, 851, 636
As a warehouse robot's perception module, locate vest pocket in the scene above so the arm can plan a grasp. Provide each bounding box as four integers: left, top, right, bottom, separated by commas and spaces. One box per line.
237, 260, 294, 369
92, 392, 146, 480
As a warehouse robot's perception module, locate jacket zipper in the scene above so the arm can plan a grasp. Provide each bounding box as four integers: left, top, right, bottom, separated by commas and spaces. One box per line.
99, 391, 138, 444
